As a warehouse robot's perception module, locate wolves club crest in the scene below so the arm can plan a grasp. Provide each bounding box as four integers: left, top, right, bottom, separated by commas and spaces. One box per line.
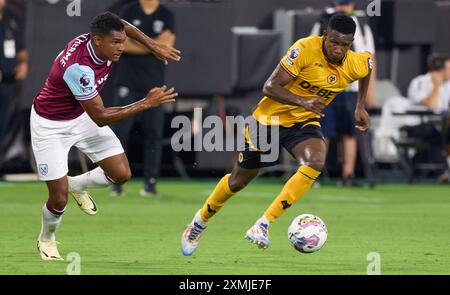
327, 74, 337, 85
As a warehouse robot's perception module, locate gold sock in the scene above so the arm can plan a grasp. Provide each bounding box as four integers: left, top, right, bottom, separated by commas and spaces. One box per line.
200, 174, 235, 221
264, 166, 321, 222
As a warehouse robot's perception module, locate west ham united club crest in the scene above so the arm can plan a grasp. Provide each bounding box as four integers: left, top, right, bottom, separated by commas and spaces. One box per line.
39, 164, 48, 176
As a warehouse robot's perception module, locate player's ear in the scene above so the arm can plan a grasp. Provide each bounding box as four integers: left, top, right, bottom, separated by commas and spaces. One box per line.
92, 35, 102, 47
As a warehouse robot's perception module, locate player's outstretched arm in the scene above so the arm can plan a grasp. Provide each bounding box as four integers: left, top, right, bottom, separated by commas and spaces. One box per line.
79, 86, 178, 127
263, 64, 326, 116
121, 19, 181, 64
355, 57, 374, 132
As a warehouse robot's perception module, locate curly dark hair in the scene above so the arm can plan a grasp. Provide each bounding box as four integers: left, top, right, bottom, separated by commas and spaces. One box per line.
428, 53, 450, 71
327, 14, 356, 35
91, 11, 124, 37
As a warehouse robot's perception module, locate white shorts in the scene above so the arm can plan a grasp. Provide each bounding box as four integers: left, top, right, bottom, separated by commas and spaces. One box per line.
30, 106, 124, 181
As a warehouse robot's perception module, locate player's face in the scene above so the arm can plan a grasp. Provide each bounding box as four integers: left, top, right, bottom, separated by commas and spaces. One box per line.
323, 30, 353, 63
97, 30, 127, 62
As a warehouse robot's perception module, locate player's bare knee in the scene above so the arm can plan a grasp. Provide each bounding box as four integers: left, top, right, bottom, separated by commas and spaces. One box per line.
228, 181, 238, 192
123, 168, 132, 182
229, 174, 254, 192
113, 175, 130, 185
49, 192, 68, 211
311, 163, 324, 172
228, 178, 246, 192
113, 169, 132, 185
303, 157, 325, 172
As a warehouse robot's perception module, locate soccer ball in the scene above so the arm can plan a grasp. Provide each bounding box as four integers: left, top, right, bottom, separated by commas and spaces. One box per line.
288, 214, 327, 253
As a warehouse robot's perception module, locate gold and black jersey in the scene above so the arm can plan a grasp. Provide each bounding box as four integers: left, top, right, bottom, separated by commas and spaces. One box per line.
253, 35, 372, 127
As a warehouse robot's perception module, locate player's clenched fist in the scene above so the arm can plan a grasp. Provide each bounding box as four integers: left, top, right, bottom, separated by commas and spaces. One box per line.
354, 107, 370, 132
144, 85, 178, 108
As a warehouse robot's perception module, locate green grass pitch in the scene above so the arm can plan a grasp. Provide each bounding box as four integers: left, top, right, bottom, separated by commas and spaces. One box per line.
0, 180, 449, 274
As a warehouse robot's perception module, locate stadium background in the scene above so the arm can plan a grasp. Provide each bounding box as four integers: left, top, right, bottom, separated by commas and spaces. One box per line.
0, 0, 448, 181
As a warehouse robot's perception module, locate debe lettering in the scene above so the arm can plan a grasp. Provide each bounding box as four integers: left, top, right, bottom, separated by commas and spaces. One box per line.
298, 80, 338, 99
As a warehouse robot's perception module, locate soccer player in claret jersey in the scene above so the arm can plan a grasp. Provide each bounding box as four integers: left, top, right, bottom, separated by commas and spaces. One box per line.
31, 12, 180, 261
181, 14, 374, 256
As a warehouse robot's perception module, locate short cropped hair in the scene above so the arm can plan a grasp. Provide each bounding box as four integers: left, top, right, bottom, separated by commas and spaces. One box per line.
327, 14, 356, 35
91, 12, 124, 37
428, 53, 450, 71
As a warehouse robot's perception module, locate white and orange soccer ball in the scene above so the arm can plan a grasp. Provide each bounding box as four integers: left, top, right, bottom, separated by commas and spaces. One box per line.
288, 214, 327, 253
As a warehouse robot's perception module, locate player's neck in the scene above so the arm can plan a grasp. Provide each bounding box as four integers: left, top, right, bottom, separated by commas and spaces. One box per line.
90, 42, 106, 62
139, 0, 159, 15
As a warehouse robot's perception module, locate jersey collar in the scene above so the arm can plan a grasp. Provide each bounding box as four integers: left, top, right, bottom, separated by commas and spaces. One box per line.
87, 40, 106, 65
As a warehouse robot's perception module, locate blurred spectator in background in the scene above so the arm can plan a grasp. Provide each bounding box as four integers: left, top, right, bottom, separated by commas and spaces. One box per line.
0, 0, 28, 149
311, 0, 376, 186
407, 53, 450, 183
111, 0, 175, 196
100, 0, 137, 106
108, 0, 137, 15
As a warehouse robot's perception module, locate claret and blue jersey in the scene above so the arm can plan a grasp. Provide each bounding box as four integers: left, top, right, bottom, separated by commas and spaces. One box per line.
33, 33, 113, 120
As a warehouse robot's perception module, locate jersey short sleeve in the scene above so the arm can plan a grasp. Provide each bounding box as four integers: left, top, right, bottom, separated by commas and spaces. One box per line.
62, 63, 98, 100
14, 27, 25, 53
279, 40, 308, 78
355, 51, 373, 80
163, 6, 175, 33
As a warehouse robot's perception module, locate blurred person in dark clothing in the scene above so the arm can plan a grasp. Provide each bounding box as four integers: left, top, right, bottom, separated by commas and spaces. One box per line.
101, 0, 137, 105
111, 0, 175, 196
108, 0, 136, 15
0, 0, 28, 148
311, 0, 376, 186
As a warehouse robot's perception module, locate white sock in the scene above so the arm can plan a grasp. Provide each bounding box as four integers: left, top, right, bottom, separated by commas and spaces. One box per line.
256, 215, 271, 229
194, 210, 208, 228
68, 167, 113, 192
39, 204, 64, 241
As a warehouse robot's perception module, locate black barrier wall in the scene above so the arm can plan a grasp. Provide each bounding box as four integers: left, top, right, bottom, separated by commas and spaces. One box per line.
21, 0, 450, 105
2, 0, 449, 175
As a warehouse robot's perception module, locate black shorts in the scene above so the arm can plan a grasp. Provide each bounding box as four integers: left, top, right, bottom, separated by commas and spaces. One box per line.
237, 118, 325, 169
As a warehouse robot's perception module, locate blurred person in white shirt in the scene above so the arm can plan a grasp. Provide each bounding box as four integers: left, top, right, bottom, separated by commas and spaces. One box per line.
408, 53, 450, 183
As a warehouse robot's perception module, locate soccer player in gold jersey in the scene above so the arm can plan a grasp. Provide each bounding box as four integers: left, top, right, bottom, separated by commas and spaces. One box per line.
181, 14, 373, 255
